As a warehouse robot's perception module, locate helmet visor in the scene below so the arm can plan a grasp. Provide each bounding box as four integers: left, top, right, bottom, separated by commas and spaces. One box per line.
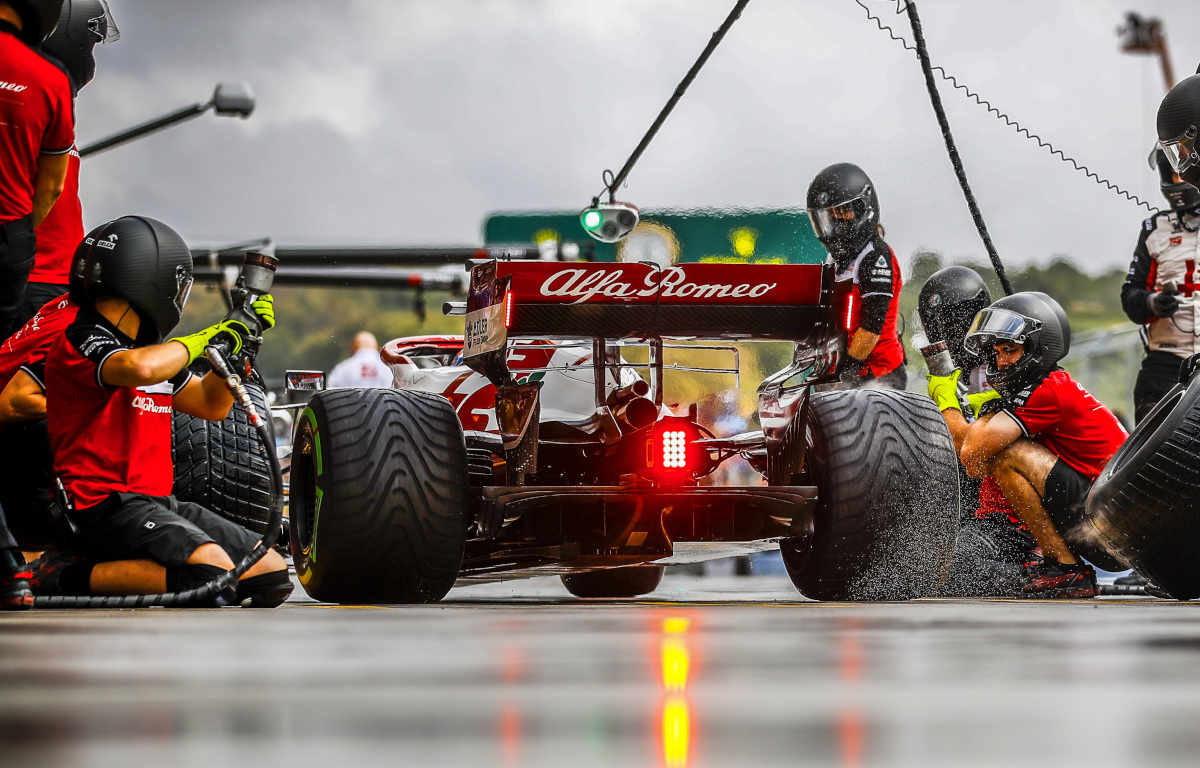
173, 265, 193, 313
1161, 126, 1198, 177
807, 194, 869, 242
963, 308, 1038, 354
89, 1, 120, 44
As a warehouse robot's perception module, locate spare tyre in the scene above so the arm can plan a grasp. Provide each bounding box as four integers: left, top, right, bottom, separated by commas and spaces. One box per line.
781, 388, 960, 601
172, 381, 276, 535
1086, 374, 1200, 599
290, 388, 469, 604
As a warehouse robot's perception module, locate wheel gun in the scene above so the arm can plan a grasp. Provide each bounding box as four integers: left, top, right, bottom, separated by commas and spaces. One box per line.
206, 249, 279, 428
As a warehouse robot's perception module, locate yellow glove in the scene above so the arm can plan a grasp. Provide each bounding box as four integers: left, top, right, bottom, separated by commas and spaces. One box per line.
967, 389, 1001, 419
251, 294, 275, 330
170, 320, 248, 365
926, 369, 963, 413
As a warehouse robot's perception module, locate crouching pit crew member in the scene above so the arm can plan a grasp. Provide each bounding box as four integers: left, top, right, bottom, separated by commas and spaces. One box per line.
919, 267, 1036, 597
40, 215, 290, 607
805, 163, 906, 389
928, 292, 1128, 598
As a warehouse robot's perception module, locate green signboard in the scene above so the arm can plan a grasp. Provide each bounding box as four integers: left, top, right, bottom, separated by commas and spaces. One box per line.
484, 208, 828, 265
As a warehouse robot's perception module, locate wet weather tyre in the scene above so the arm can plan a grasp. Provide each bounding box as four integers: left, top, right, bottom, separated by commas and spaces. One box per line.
172, 382, 276, 535
560, 565, 664, 598
782, 389, 960, 601
289, 388, 468, 604
1086, 376, 1200, 600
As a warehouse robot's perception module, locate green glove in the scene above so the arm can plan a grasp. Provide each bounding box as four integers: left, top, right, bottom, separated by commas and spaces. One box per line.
251, 294, 275, 330
170, 320, 247, 366
926, 369, 963, 413
967, 389, 1001, 419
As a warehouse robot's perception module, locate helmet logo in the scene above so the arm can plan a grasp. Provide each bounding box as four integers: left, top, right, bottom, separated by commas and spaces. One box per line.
816, 192, 830, 205
930, 294, 942, 307
97, 234, 118, 251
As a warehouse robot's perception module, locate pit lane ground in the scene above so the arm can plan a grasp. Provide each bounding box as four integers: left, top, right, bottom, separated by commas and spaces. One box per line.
3, 571, 1199, 768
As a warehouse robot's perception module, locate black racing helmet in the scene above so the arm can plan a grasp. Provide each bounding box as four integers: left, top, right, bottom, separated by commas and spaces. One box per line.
805, 163, 879, 267
1157, 74, 1200, 188
917, 266, 992, 370
70, 216, 194, 344
39, 0, 118, 92
7, 0, 63, 45
1149, 146, 1200, 215
963, 292, 1070, 401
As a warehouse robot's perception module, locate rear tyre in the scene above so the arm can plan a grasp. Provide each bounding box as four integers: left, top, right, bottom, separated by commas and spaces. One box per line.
290, 388, 468, 604
172, 382, 275, 535
782, 388, 960, 601
1087, 377, 1200, 599
561, 565, 664, 598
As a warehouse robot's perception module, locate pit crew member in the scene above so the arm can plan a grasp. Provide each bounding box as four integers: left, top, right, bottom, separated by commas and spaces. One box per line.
0, 0, 73, 338
919, 266, 1035, 597
1119, 149, 1200, 423
17, 0, 117, 323
928, 292, 1128, 597
805, 163, 906, 389
40, 216, 290, 606
327, 331, 393, 388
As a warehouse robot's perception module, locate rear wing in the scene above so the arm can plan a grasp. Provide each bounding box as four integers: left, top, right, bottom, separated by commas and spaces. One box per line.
463, 260, 840, 357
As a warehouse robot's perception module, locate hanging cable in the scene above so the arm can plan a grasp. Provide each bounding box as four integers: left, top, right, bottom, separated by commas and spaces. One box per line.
594, 0, 750, 205
899, 0, 1013, 294
856, 0, 1156, 215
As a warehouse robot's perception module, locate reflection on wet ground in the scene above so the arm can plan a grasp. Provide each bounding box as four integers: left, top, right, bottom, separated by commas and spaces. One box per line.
3, 573, 1200, 767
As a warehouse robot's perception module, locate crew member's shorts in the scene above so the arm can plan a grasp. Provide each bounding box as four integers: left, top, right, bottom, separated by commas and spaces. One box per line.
1042, 459, 1092, 535
73, 493, 260, 568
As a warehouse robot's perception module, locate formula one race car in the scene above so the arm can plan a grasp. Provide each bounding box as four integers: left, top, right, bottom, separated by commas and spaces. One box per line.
286, 259, 961, 603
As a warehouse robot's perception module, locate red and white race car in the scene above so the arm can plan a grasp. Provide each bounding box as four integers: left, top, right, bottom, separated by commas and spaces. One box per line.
287, 259, 960, 603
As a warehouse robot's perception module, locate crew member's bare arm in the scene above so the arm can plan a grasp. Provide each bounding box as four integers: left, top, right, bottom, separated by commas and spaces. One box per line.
847, 328, 880, 360
31, 153, 70, 228
100, 341, 190, 388
0, 370, 45, 421
173, 372, 234, 421
959, 410, 1024, 479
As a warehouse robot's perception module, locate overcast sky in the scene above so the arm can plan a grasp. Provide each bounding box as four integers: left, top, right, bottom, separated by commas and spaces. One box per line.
75, 0, 1200, 274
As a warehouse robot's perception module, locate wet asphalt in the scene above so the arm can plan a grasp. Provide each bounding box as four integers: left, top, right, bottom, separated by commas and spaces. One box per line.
2, 572, 1199, 768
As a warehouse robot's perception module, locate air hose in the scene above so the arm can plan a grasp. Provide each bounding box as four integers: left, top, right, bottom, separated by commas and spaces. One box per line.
32, 346, 284, 609
902, 0, 1014, 296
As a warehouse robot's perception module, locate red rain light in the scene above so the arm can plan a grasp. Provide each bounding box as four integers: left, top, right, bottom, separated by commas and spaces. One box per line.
504, 290, 514, 329
844, 291, 855, 334
647, 419, 701, 479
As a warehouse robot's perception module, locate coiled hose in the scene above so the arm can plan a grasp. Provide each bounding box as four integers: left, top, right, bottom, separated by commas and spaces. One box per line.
33, 346, 284, 608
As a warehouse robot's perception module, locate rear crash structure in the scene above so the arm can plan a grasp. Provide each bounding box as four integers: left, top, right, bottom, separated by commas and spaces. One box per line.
287, 259, 961, 603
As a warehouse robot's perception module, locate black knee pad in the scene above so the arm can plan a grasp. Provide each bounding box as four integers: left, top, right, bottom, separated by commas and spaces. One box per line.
236, 570, 293, 608
166, 563, 237, 607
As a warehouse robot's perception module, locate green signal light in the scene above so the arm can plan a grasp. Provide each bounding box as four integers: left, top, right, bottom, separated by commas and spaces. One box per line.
581, 209, 603, 230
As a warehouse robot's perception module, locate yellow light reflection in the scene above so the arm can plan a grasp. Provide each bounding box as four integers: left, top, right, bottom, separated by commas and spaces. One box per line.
659, 616, 693, 768
662, 697, 690, 768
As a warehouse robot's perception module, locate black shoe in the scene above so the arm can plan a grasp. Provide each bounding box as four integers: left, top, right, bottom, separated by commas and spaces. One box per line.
0, 566, 33, 610
1113, 571, 1148, 587
1022, 559, 1098, 599
28, 548, 88, 597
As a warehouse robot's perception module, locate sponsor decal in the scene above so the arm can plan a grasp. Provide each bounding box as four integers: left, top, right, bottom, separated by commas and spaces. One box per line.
0, 81, 27, 93
97, 234, 118, 250
538, 266, 777, 304
131, 395, 172, 415
463, 302, 505, 358
1171, 235, 1183, 246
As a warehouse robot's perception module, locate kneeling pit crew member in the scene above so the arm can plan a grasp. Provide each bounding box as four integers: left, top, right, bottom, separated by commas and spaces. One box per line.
919, 266, 1035, 597
805, 163, 906, 389
928, 292, 1128, 598
42, 216, 289, 607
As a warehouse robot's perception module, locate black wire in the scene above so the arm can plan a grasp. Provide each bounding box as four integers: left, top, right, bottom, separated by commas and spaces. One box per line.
596, 0, 751, 204
901, 0, 1014, 295
856, 0, 1156, 215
